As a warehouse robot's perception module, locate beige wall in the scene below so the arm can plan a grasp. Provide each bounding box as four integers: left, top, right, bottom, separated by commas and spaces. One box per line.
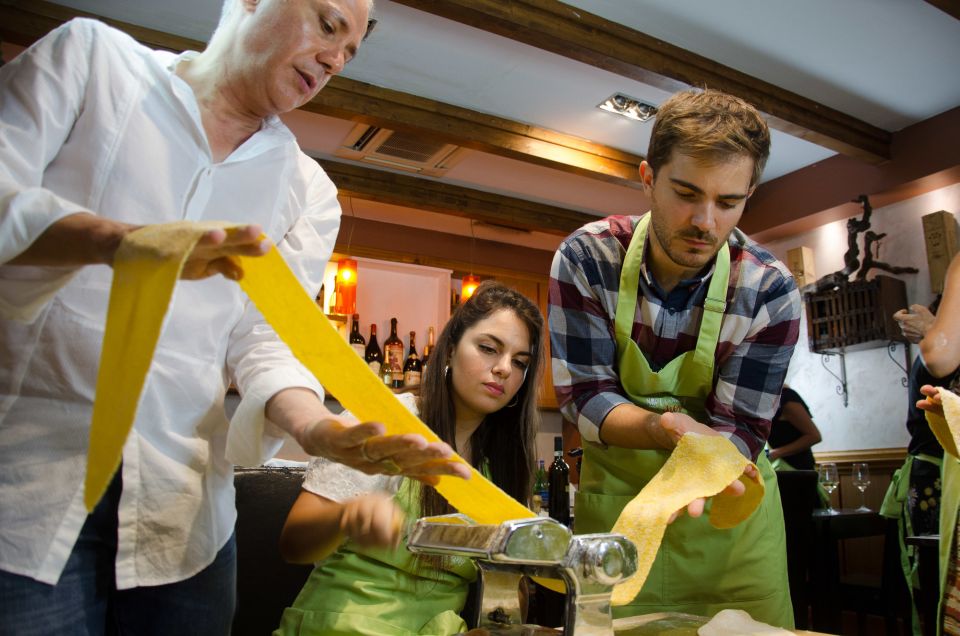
762, 183, 960, 452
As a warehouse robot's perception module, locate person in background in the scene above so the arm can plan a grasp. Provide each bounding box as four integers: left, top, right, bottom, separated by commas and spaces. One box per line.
886, 297, 954, 635
0, 1, 469, 634
768, 385, 822, 470
915, 252, 960, 636
889, 299, 951, 534
548, 89, 799, 627
275, 281, 544, 635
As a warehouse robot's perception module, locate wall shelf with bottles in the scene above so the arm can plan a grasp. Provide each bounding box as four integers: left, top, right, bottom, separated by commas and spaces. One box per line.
319, 256, 451, 392
324, 250, 560, 410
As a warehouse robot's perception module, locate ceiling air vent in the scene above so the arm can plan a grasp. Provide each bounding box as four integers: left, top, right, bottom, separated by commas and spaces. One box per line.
335, 124, 467, 176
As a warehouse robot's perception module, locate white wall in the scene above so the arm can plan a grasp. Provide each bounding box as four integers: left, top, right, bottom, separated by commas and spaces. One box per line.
762, 183, 960, 452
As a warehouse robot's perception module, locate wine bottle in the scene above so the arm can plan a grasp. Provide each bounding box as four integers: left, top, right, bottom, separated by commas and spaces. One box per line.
349, 314, 365, 357
383, 317, 405, 389
533, 459, 548, 513
364, 324, 382, 375
548, 436, 570, 527
403, 331, 422, 388
422, 326, 435, 372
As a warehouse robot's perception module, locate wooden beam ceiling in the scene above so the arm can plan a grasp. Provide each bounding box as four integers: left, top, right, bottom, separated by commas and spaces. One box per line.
0, 0, 642, 188
304, 78, 643, 186
924, 0, 960, 22
391, 0, 893, 164
0, 0, 196, 54
319, 160, 595, 236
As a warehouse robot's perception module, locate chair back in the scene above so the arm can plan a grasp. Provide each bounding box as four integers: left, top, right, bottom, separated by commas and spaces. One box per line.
775, 469, 818, 628
233, 466, 313, 636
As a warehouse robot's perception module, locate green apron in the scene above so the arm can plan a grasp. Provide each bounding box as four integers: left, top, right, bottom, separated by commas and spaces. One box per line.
275, 480, 475, 636
939, 453, 960, 634
575, 214, 794, 628
880, 452, 943, 636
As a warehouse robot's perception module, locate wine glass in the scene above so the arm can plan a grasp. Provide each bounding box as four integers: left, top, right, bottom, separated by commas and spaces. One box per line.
852, 462, 871, 511
818, 462, 839, 515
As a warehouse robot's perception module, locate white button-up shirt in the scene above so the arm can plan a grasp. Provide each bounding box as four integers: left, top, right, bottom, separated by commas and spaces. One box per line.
0, 19, 338, 588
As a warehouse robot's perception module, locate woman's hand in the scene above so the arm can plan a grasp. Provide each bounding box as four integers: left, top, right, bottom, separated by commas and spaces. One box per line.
917, 384, 944, 418
339, 493, 404, 549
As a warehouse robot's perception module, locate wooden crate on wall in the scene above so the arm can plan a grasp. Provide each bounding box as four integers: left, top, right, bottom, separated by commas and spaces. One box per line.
787, 246, 817, 289
804, 275, 908, 353
923, 210, 959, 294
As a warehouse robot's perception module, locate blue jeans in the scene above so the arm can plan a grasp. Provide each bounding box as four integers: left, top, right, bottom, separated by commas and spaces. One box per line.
0, 473, 236, 635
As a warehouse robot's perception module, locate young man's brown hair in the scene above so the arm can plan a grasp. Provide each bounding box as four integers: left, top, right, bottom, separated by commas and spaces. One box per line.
647, 89, 771, 188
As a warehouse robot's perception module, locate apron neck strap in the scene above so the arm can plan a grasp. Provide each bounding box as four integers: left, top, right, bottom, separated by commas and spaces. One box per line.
615, 214, 731, 368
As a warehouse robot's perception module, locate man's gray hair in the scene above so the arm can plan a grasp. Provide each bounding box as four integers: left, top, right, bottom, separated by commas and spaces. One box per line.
218, 0, 238, 29
218, 0, 375, 31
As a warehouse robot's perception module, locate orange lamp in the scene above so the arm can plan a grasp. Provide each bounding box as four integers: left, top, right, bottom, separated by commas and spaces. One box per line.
461, 274, 480, 303
334, 258, 358, 315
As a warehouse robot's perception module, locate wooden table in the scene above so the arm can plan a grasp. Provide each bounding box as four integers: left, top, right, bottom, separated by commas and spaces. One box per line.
809, 508, 887, 633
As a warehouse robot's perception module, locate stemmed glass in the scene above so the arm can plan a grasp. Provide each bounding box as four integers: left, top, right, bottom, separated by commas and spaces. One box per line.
818, 462, 840, 515
852, 462, 871, 511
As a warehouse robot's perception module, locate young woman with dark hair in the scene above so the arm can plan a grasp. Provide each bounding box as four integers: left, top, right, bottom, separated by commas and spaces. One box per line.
275, 280, 544, 635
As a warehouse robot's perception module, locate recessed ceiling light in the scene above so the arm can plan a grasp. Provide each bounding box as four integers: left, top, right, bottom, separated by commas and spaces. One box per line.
597, 93, 658, 122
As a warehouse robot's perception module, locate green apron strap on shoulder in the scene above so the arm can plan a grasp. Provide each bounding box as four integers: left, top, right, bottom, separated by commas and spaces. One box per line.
614, 215, 650, 350
693, 243, 729, 367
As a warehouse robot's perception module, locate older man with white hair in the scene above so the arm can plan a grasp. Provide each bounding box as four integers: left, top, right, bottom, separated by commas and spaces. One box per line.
0, 1, 468, 633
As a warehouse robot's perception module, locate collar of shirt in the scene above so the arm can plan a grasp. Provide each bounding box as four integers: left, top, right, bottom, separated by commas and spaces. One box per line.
159, 50, 296, 164
638, 234, 718, 312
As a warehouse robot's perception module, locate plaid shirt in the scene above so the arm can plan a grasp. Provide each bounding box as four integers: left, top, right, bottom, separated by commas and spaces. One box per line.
548, 214, 801, 460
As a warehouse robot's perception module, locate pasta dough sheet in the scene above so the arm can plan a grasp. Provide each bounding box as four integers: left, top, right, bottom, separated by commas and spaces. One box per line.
610, 433, 764, 606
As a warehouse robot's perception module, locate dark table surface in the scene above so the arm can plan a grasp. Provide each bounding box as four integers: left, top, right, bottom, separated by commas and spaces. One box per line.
809, 508, 887, 633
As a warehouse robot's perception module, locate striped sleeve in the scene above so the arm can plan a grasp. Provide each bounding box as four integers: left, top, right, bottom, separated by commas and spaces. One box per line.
548, 229, 631, 443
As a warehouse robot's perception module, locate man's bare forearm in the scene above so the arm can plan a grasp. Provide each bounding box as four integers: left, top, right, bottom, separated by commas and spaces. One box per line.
265, 387, 331, 448
599, 403, 669, 449
9, 212, 134, 267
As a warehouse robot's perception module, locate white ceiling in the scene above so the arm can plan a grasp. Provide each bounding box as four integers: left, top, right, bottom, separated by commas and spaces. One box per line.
41, 0, 960, 225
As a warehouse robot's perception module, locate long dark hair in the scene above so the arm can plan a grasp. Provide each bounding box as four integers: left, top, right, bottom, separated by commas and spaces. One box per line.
417, 280, 544, 519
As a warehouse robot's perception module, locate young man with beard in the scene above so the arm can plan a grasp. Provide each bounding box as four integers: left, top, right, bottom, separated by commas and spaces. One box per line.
548, 89, 800, 628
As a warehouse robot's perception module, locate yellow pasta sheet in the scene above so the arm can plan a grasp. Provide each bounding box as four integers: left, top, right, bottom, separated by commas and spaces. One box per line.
85, 222, 232, 511
926, 386, 960, 458
235, 245, 534, 525
84, 223, 531, 525
610, 433, 764, 606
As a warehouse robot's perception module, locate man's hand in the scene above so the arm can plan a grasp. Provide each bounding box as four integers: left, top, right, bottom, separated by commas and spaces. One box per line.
9, 216, 267, 278
658, 414, 759, 522
297, 414, 472, 485
893, 304, 935, 344
267, 388, 472, 484
179, 224, 270, 280
656, 411, 721, 447
668, 463, 759, 522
